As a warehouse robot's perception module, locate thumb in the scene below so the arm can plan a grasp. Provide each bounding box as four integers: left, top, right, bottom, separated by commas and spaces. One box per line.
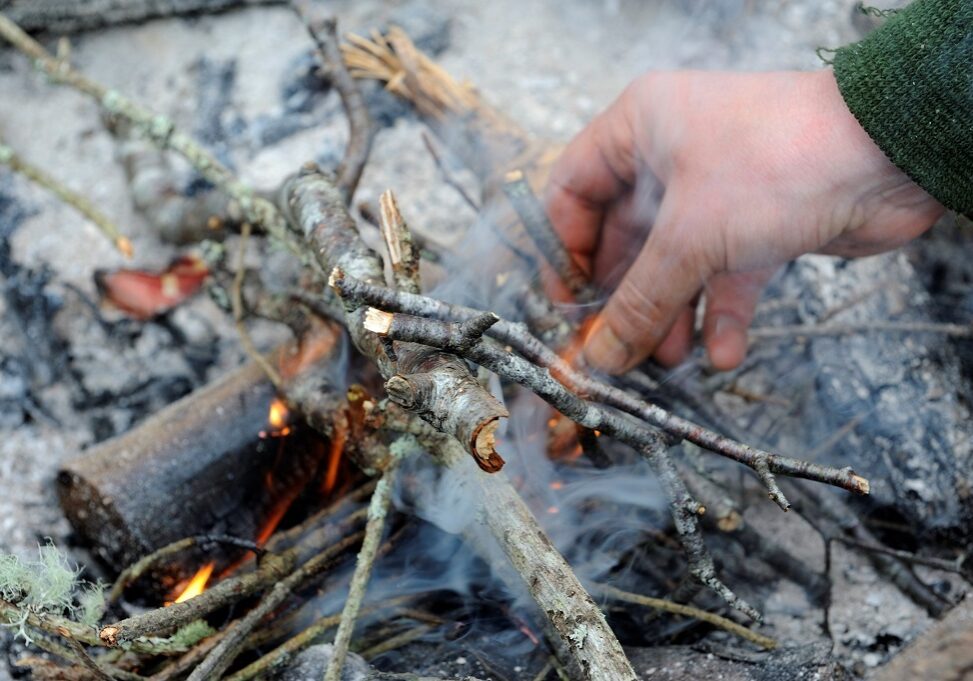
583, 197, 707, 374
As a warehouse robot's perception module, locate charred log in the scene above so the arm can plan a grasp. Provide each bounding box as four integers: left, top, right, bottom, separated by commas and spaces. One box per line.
57, 359, 326, 585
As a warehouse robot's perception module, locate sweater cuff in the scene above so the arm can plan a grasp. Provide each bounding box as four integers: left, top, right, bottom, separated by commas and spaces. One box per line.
832, 0, 973, 215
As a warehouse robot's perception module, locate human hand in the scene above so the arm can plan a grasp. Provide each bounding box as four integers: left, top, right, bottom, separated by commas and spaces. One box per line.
545, 69, 944, 374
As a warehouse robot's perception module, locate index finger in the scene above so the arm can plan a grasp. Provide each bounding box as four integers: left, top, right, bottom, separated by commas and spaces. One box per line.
544, 81, 645, 260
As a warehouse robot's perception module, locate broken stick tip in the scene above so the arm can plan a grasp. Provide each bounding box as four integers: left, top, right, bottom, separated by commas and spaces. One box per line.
99, 625, 119, 647
327, 266, 345, 289
115, 236, 133, 258
363, 307, 393, 334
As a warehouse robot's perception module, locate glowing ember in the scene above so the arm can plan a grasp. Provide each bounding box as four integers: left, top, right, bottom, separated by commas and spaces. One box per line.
261, 398, 292, 438
170, 562, 215, 604
549, 481, 564, 490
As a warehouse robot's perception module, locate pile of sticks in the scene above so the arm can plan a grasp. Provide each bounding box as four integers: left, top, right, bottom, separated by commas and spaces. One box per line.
0, 7, 909, 681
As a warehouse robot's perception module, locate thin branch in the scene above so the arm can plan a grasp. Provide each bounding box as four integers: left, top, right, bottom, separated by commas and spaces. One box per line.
640, 444, 758, 619
502, 169, 593, 301
0, 12, 308, 265
831, 537, 967, 574
107, 535, 264, 605
749, 320, 973, 340
331, 274, 871, 508
185, 531, 365, 681
4, 0, 288, 34
231, 222, 283, 388
421, 131, 479, 211
324, 464, 398, 681
590, 584, 776, 649
56, 628, 113, 681
295, 7, 372, 203
99, 509, 367, 646
0, 134, 132, 257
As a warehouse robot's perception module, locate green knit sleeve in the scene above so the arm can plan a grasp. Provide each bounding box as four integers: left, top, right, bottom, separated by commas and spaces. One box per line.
832, 0, 973, 215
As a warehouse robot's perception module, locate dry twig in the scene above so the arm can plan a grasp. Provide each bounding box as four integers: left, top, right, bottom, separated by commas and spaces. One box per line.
324, 465, 398, 681
295, 8, 372, 203
336, 276, 870, 507
0, 134, 132, 257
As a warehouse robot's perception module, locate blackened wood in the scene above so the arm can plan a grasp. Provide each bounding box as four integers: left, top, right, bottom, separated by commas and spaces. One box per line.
57, 360, 320, 579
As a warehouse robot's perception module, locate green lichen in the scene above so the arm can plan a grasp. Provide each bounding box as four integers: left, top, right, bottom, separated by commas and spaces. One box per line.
0, 542, 105, 643
76, 584, 107, 628
568, 623, 588, 650
167, 619, 216, 649
389, 433, 422, 460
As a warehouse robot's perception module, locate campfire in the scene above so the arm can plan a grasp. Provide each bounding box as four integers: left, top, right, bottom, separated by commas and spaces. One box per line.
0, 2, 971, 681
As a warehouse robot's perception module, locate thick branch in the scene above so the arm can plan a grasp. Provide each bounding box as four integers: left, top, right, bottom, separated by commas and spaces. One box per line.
373, 404, 638, 681
281, 166, 508, 472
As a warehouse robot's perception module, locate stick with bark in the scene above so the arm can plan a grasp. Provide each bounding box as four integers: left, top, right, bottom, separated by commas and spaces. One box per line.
333, 275, 870, 507
294, 8, 372, 203
0, 133, 132, 256
282, 166, 509, 473
374, 402, 639, 681
1, 0, 287, 34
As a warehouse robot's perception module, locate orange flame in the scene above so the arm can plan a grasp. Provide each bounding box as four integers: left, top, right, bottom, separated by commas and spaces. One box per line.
261, 398, 292, 438
322, 422, 347, 496
169, 562, 215, 604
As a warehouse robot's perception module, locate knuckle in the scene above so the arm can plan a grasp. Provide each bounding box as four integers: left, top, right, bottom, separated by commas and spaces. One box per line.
610, 279, 666, 339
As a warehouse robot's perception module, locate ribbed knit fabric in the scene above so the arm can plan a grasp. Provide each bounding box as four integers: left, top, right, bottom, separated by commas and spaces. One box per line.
833, 0, 973, 215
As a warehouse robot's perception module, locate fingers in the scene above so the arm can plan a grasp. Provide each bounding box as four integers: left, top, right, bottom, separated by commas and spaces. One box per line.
702, 269, 775, 370
583, 194, 707, 374
545, 78, 650, 262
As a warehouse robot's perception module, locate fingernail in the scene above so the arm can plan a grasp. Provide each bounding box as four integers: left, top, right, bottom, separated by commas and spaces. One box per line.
710, 315, 746, 370
584, 323, 631, 374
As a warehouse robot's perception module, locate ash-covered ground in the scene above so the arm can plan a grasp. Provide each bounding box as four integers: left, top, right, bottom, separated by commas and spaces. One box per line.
4, 1, 970, 679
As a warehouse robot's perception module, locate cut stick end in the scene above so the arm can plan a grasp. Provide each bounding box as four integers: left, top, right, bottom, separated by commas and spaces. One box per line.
327, 267, 345, 290
852, 474, 870, 496
472, 417, 505, 473
364, 307, 393, 334
99, 625, 119, 647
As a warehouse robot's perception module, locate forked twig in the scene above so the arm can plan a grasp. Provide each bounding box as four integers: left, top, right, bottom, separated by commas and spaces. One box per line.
334, 274, 870, 510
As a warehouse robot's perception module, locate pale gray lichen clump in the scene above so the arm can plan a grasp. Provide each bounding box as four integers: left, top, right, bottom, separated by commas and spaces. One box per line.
0, 541, 105, 642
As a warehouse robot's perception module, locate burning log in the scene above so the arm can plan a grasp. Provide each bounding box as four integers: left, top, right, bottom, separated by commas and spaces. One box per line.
57, 358, 326, 581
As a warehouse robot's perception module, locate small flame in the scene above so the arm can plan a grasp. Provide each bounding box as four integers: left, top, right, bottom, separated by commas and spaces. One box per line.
169, 562, 215, 604
261, 398, 292, 438
322, 422, 346, 496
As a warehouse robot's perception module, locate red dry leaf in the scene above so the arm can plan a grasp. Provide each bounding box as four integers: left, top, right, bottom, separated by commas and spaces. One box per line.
95, 254, 209, 320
